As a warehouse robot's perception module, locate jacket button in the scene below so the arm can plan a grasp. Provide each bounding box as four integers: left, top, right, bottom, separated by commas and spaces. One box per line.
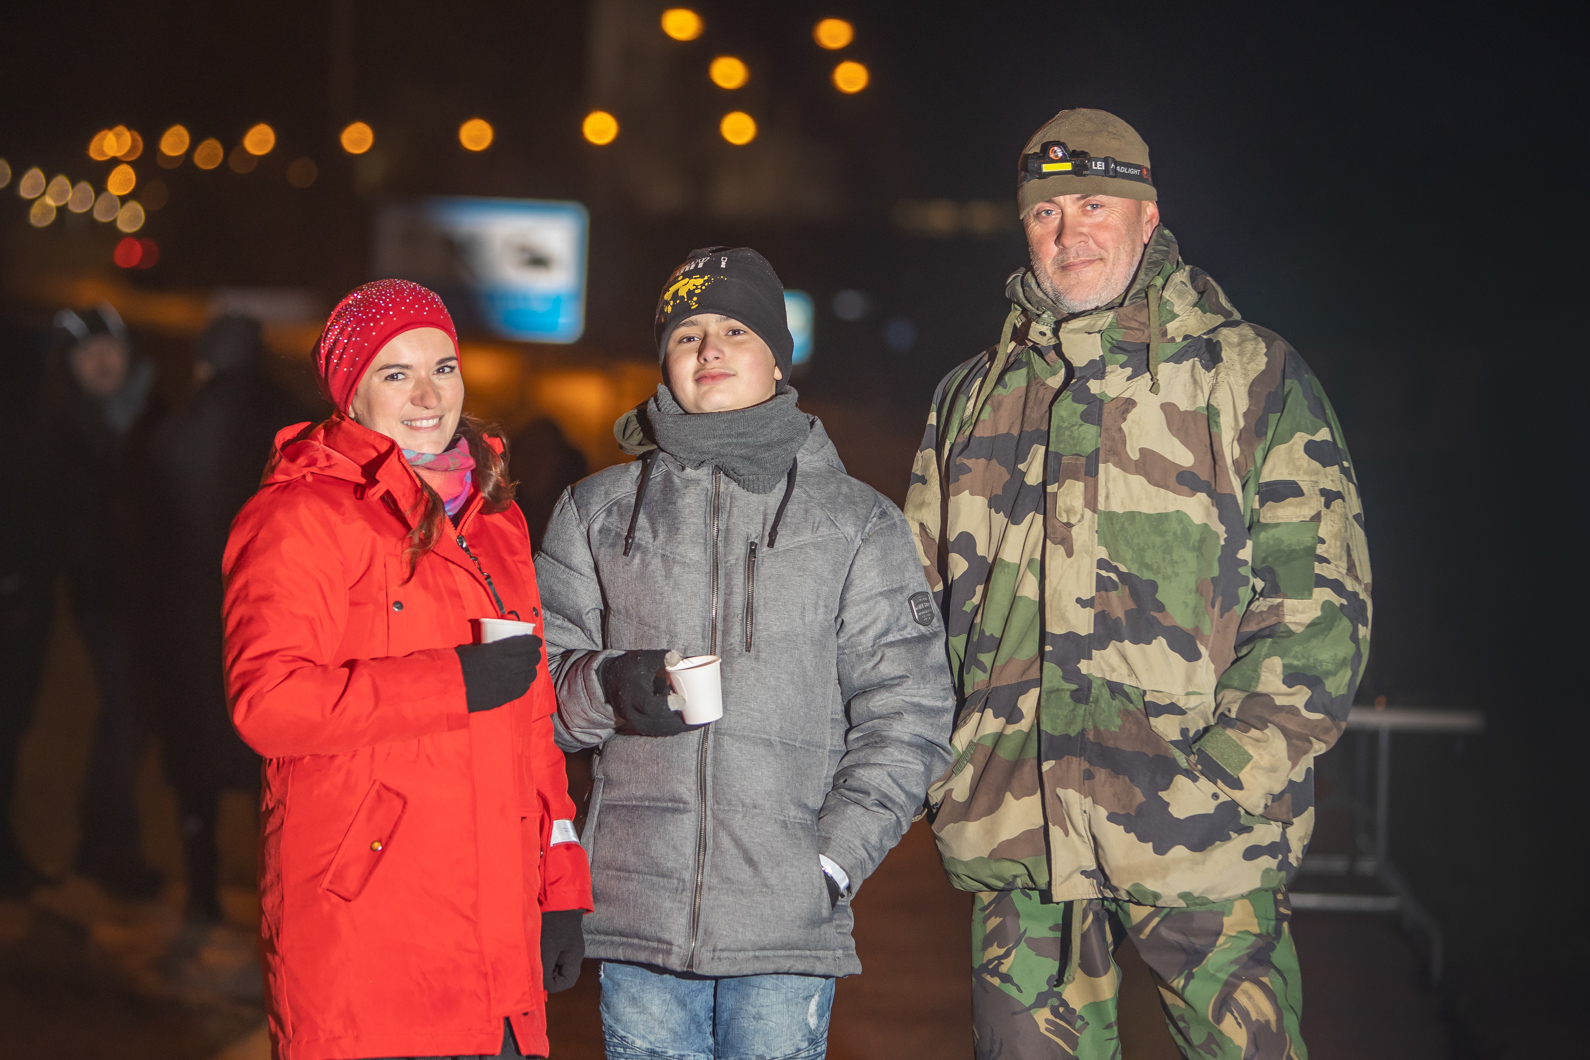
392, 601, 403, 611
370, 840, 383, 852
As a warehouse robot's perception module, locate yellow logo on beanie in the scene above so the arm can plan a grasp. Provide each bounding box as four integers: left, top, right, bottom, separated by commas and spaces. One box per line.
660, 274, 716, 315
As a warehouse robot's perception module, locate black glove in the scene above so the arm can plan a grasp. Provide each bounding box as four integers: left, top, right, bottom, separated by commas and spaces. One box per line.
540, 909, 584, 992
455, 634, 542, 713
599, 649, 693, 737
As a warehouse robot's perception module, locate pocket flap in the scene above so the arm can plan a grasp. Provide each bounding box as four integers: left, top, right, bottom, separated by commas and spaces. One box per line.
321, 781, 407, 902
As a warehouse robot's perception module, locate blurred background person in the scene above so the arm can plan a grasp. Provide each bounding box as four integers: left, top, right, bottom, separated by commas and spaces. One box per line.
40, 303, 166, 900
140, 313, 308, 924
507, 417, 588, 547
0, 320, 56, 898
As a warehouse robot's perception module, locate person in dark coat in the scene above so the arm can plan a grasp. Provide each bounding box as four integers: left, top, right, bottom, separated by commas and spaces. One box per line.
1, 319, 57, 898
143, 313, 310, 922
41, 303, 165, 900
506, 417, 587, 546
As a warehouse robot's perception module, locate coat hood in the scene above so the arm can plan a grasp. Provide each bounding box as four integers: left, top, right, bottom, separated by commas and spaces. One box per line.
261, 415, 504, 503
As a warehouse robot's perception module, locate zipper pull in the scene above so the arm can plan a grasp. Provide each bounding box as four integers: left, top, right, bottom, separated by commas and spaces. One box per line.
456, 531, 509, 618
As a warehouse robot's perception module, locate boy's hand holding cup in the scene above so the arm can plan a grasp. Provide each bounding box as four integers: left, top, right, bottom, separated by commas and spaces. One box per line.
601, 649, 692, 736
600, 649, 724, 735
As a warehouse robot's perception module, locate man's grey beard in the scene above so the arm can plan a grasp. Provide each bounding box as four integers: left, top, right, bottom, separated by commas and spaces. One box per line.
1029, 244, 1146, 316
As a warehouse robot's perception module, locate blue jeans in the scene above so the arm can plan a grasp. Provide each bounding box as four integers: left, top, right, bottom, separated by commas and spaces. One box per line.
599, 961, 835, 1060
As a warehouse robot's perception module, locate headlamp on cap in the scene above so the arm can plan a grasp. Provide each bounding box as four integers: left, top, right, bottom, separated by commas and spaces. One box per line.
1020, 140, 1152, 187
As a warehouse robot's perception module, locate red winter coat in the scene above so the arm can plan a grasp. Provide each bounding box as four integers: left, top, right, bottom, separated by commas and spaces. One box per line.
223, 416, 592, 1060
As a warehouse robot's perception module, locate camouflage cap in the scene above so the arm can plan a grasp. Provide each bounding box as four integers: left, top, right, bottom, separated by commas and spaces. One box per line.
1017, 108, 1156, 215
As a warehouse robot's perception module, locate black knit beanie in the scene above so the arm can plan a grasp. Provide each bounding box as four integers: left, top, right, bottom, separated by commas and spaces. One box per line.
655, 246, 793, 392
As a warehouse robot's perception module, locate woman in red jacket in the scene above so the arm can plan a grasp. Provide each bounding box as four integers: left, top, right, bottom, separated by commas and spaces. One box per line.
223, 280, 591, 1060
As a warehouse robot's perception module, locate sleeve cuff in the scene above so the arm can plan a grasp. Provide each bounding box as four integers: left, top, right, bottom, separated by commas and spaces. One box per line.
819, 854, 851, 895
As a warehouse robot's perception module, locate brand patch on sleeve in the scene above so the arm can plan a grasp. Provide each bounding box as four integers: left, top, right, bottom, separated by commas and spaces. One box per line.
910, 591, 935, 627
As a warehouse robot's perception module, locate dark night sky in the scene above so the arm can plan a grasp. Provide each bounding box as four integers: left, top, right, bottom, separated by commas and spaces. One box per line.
3, 0, 1575, 342
1, 0, 1584, 1034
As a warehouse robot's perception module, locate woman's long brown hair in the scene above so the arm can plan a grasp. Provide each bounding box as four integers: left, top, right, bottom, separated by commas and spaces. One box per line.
402, 414, 516, 577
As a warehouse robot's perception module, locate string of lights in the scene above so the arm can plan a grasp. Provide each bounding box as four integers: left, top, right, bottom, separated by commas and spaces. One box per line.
2, 10, 871, 270
584, 11, 869, 146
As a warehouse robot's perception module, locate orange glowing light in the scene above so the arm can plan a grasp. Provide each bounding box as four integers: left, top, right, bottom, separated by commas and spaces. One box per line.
582, 110, 619, 145
193, 139, 224, 170
814, 18, 854, 50
243, 123, 276, 156
340, 121, 374, 154
709, 56, 749, 89
89, 130, 114, 161
106, 163, 137, 196
160, 125, 190, 156
719, 111, 757, 145
105, 126, 133, 157
660, 8, 703, 41
118, 130, 144, 160
832, 60, 869, 93
459, 118, 494, 151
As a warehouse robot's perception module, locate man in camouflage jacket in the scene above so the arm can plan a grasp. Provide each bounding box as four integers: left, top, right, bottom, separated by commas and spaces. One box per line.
905, 108, 1371, 1059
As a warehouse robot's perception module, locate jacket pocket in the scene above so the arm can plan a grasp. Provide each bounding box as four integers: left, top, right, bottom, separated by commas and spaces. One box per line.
1255, 477, 1357, 598
320, 781, 407, 902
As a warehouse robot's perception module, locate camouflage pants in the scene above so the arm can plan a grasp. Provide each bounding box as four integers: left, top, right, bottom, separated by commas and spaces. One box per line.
971, 888, 1306, 1060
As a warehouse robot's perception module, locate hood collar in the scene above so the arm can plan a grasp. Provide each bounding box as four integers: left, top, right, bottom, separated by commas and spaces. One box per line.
261, 415, 501, 523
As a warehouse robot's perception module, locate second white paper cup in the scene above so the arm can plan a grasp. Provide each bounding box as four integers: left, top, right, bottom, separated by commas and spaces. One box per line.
666, 655, 723, 725
474, 617, 537, 644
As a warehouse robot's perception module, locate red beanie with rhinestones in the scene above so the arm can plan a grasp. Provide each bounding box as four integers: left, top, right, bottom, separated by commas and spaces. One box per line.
315, 279, 459, 413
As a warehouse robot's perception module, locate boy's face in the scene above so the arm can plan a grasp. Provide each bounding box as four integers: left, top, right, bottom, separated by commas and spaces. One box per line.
664, 314, 783, 414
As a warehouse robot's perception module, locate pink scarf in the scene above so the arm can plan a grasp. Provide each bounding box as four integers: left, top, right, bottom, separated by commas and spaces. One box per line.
403, 439, 475, 517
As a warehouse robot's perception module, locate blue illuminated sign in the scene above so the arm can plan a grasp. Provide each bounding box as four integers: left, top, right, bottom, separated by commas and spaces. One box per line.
784, 290, 813, 366
374, 197, 588, 344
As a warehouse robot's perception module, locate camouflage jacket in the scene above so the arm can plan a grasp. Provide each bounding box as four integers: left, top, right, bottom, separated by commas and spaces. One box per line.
905, 228, 1371, 906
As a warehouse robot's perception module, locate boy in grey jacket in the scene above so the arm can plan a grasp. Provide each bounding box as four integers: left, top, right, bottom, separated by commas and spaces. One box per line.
536, 247, 954, 1060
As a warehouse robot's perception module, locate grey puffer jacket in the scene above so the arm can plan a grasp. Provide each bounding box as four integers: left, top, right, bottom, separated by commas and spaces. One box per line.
536, 416, 953, 977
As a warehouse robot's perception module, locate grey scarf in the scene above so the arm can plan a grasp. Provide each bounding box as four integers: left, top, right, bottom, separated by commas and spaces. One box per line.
642, 385, 810, 493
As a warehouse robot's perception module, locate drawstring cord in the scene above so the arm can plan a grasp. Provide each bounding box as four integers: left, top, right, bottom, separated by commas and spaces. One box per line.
1147, 280, 1165, 395
963, 303, 1024, 443
766, 459, 798, 549
622, 449, 799, 558
622, 449, 658, 556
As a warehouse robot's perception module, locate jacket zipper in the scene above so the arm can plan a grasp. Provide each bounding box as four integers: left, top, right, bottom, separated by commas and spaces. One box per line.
687, 467, 722, 970
456, 532, 507, 617
744, 541, 757, 651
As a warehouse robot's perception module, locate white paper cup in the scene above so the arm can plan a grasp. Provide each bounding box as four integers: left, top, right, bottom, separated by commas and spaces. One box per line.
666, 655, 723, 725
474, 617, 537, 644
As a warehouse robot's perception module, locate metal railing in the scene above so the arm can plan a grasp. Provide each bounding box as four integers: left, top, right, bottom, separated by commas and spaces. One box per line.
1291, 706, 1484, 982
